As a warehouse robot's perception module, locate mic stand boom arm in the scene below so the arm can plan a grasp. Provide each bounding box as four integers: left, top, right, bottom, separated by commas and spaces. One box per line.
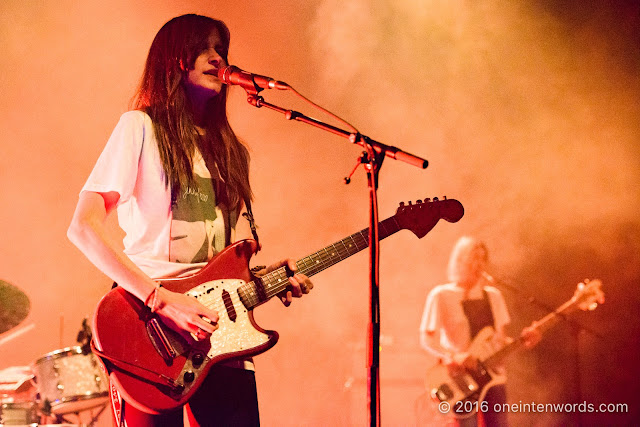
246, 93, 428, 427
247, 95, 428, 169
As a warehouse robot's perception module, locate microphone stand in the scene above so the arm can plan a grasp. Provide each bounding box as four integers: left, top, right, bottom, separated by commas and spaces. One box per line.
244, 93, 427, 427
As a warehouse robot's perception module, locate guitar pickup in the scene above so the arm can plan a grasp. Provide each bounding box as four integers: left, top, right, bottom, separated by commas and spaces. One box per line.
221, 289, 237, 322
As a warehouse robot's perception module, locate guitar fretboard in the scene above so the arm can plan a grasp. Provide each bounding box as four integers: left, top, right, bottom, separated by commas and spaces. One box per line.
483, 296, 583, 368
238, 216, 400, 310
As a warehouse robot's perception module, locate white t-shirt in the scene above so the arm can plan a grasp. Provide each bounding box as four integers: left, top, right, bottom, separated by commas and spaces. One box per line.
82, 110, 237, 279
419, 283, 511, 356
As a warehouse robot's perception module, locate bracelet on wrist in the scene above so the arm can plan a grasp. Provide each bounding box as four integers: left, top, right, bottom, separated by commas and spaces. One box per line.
144, 282, 163, 312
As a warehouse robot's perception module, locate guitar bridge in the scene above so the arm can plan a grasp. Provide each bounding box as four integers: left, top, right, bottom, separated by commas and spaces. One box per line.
432, 383, 454, 402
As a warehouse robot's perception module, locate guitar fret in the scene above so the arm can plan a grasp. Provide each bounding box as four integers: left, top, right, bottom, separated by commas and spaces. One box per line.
326, 244, 343, 262
344, 237, 357, 254
379, 220, 390, 238
346, 235, 358, 252
347, 235, 359, 252
336, 240, 350, 259
266, 269, 287, 298
309, 252, 322, 274
316, 256, 328, 274
355, 231, 368, 250
297, 257, 311, 275
319, 248, 332, 266
336, 243, 348, 259
239, 282, 257, 308
344, 236, 357, 253
307, 261, 323, 276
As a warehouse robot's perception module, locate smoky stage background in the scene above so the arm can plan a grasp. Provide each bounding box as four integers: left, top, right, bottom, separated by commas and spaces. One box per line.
1, 0, 638, 425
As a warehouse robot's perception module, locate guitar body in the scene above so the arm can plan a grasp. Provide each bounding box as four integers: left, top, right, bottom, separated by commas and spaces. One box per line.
92, 239, 279, 414
426, 327, 506, 419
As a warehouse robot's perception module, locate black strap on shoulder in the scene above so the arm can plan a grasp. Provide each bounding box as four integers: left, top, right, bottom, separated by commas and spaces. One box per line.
242, 198, 260, 251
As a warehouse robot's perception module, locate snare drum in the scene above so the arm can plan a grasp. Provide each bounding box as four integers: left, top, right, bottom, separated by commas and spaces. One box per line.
32, 346, 108, 414
0, 398, 39, 425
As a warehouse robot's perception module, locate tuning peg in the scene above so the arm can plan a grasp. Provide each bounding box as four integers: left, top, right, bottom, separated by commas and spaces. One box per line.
433, 197, 439, 201
424, 198, 431, 203
444, 195, 447, 200
416, 199, 422, 204
399, 202, 405, 207
408, 201, 413, 205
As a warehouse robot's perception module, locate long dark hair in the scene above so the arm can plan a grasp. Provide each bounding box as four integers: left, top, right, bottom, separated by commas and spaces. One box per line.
132, 14, 251, 210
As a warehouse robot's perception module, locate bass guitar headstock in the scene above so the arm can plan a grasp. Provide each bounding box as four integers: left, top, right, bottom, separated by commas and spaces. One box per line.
394, 197, 464, 238
572, 279, 605, 311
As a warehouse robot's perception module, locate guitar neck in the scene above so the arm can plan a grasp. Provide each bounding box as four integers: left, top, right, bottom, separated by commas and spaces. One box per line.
484, 296, 582, 368
239, 216, 400, 310
296, 216, 400, 277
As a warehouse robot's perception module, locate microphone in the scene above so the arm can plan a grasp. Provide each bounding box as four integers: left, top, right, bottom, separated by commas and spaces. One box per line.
217, 65, 289, 94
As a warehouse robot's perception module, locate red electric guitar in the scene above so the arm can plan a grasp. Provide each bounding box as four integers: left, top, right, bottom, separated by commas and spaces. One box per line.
92, 197, 464, 414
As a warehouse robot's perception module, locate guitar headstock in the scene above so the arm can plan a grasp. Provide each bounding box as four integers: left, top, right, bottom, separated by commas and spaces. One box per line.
572, 279, 605, 311
395, 197, 464, 238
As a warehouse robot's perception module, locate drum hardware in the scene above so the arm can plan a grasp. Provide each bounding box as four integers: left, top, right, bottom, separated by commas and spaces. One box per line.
37, 400, 107, 427
24, 320, 109, 426
75, 318, 92, 356
0, 397, 39, 425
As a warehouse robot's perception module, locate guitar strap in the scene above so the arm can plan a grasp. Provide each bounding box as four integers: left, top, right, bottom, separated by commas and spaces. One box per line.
242, 197, 260, 251
462, 289, 495, 340
109, 381, 128, 427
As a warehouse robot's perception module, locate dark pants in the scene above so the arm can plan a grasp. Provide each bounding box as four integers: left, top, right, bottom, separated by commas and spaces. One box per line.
112, 364, 260, 427
459, 385, 508, 427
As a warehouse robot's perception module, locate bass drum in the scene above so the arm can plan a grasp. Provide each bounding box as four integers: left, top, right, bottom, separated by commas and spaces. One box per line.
32, 346, 108, 414
0, 397, 39, 425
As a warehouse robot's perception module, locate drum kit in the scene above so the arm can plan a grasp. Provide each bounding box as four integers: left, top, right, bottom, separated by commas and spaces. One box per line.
0, 280, 109, 426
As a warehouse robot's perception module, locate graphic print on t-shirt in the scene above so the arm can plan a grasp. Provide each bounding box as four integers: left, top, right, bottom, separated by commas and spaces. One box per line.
169, 155, 226, 263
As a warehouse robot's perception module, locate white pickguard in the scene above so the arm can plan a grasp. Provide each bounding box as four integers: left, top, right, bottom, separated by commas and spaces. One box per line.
186, 279, 271, 360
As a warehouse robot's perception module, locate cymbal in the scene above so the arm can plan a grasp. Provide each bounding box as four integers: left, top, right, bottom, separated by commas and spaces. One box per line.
0, 279, 30, 334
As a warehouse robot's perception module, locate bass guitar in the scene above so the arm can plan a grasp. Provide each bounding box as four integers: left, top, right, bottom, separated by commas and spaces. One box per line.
426, 278, 604, 419
92, 197, 464, 414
